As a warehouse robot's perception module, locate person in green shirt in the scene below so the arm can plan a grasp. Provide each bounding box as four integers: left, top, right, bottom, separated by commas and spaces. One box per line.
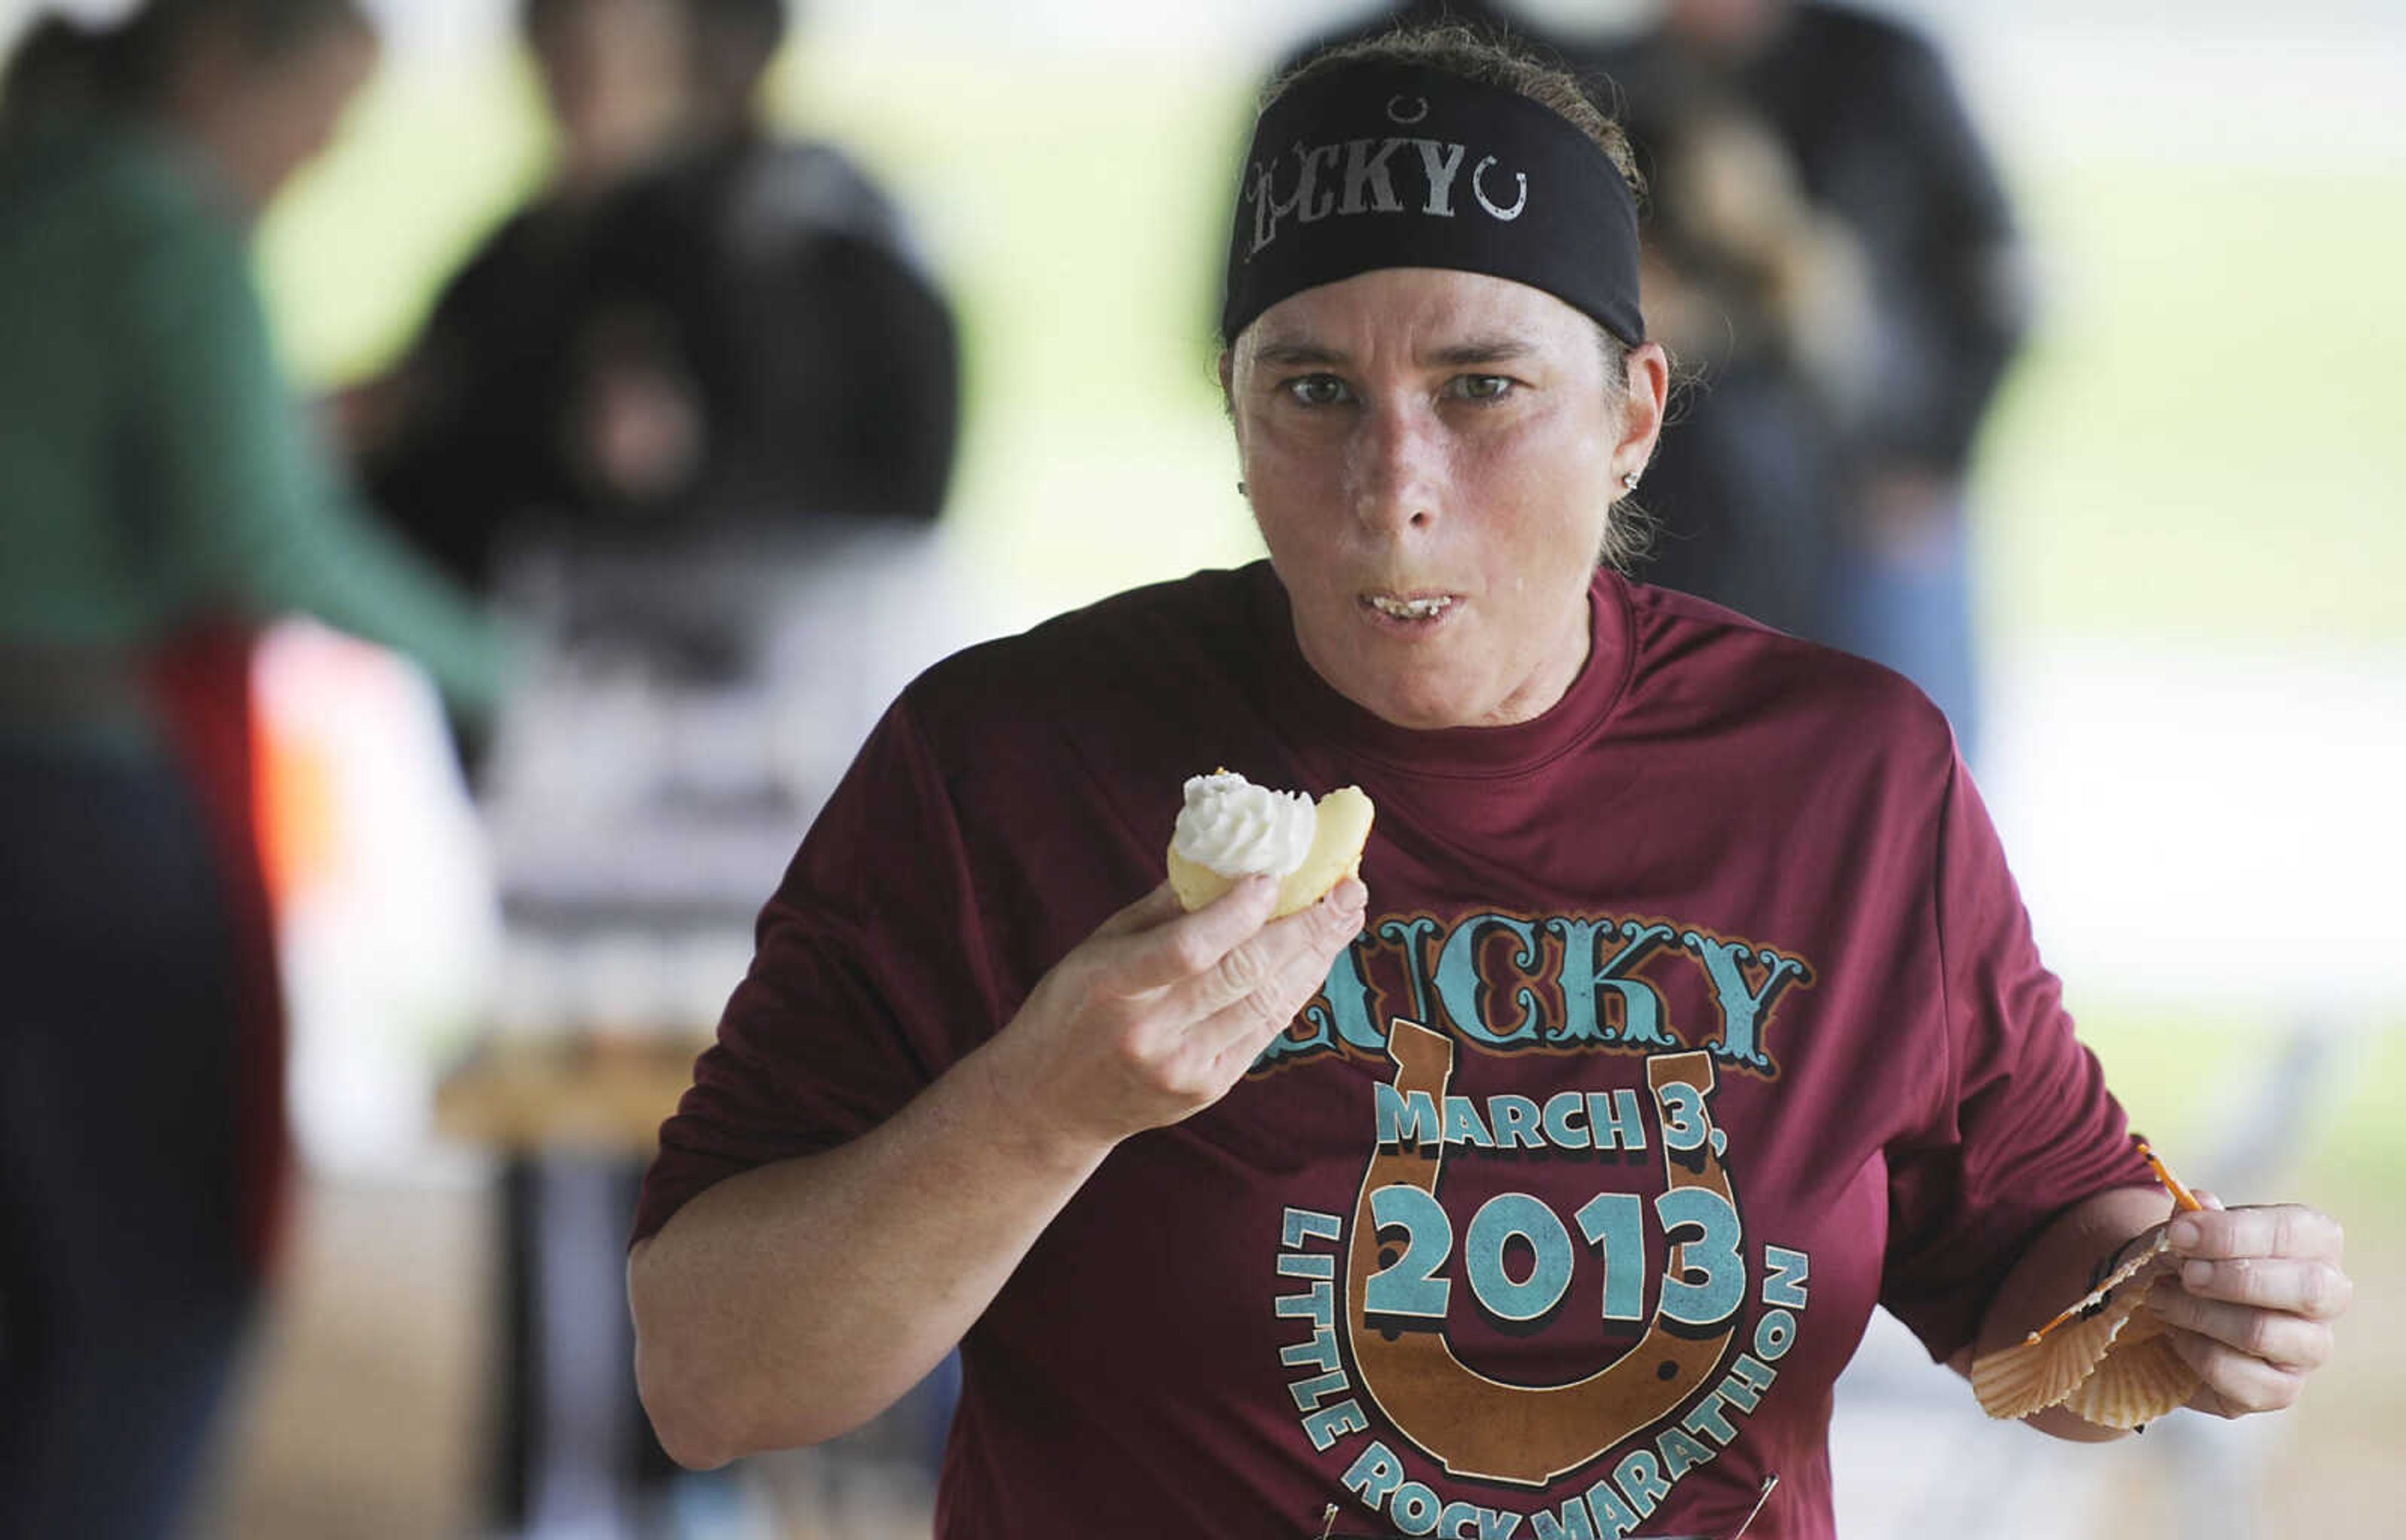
0, 4, 507, 1534
0, 6, 506, 731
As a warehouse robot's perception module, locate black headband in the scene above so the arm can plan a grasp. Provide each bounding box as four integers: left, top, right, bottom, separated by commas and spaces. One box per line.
1220, 60, 1645, 348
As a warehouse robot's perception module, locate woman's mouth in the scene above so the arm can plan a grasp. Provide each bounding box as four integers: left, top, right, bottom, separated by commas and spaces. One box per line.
1364, 591, 1458, 623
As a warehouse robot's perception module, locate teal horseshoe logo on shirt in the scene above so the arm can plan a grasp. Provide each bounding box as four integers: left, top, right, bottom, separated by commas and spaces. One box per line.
1343, 1019, 1743, 1487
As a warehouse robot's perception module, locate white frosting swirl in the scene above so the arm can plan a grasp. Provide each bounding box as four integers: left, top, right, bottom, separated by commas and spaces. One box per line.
1172, 771, 1315, 878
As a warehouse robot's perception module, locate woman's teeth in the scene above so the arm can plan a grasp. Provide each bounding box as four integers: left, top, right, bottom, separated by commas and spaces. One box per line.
1369, 594, 1454, 620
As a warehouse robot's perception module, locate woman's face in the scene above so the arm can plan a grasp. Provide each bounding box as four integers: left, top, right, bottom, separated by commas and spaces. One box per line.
529, 0, 690, 183
1227, 268, 1666, 731
177, 21, 379, 216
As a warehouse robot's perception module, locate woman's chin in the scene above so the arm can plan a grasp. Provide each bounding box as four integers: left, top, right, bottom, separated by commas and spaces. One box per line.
1341, 671, 1493, 732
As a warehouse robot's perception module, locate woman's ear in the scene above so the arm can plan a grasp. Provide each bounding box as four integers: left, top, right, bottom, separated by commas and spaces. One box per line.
1618, 340, 1671, 470
1218, 346, 1246, 467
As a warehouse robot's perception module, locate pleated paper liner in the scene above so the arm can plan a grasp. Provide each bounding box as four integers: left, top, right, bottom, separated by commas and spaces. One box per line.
1971, 1230, 2172, 1419
1971, 1137, 2209, 1423
2060, 1311, 2201, 1429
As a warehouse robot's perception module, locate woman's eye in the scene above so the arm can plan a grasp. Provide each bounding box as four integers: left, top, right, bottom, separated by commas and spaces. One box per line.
1453, 374, 1516, 402
1285, 374, 1352, 407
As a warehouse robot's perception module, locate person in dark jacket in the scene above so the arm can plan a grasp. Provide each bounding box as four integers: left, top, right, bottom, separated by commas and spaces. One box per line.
1600, 0, 2029, 761
359, 0, 960, 593
345, 0, 705, 588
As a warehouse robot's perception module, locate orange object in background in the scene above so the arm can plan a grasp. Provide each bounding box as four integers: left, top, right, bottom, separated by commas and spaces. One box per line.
254, 618, 492, 920
246, 619, 506, 1175
256, 649, 346, 914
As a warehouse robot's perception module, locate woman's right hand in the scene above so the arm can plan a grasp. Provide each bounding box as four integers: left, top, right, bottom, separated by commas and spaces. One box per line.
978, 875, 1368, 1155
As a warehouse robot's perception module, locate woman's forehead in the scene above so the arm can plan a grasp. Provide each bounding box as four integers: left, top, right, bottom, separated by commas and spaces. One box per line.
1241, 268, 1591, 361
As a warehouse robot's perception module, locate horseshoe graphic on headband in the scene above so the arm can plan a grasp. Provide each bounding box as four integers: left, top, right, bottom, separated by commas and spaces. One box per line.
1472, 156, 1528, 220
1345, 1019, 1739, 1489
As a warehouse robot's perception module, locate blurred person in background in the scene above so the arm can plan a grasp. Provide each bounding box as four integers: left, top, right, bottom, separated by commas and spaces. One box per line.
343, 0, 697, 594
563, 0, 959, 529
1598, 0, 2028, 763
358, 0, 959, 603
0, 3, 507, 1534
357, 0, 959, 788
626, 25, 2345, 1537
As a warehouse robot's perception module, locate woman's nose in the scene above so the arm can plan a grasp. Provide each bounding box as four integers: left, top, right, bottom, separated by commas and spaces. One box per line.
1346, 400, 1442, 536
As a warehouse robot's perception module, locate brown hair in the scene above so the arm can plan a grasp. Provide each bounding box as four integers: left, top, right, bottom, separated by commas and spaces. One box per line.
1264, 23, 1643, 205
3, 0, 372, 138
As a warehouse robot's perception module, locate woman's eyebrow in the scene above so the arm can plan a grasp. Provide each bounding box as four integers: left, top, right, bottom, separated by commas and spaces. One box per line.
1426, 336, 1533, 367
1250, 336, 1535, 370
1251, 340, 1346, 369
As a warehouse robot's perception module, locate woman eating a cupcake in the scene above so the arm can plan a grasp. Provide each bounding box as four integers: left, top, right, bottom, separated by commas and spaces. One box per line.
626, 26, 2348, 1538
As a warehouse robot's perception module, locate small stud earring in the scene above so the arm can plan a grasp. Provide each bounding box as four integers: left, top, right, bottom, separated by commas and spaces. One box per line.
1620, 469, 1641, 492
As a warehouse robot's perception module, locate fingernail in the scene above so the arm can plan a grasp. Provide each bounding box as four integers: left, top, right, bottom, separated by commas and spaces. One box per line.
2182, 1259, 2213, 1289
2170, 1218, 2202, 1251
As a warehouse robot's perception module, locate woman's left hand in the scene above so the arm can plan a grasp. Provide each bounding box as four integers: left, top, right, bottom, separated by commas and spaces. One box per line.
2148, 1195, 2351, 1417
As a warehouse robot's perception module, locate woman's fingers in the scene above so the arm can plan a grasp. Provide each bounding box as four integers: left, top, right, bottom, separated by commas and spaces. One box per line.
1187, 879, 1367, 1066
2169, 1253, 2354, 1321
2164, 1326, 2313, 1418
1090, 879, 1198, 942
2142, 1199, 2351, 1422
1108, 875, 1365, 1024
2162, 1203, 2350, 1326
2147, 1278, 2336, 1371
1100, 875, 1279, 992
1026, 874, 1365, 1133
1198, 877, 1365, 1014
2167, 1203, 2346, 1267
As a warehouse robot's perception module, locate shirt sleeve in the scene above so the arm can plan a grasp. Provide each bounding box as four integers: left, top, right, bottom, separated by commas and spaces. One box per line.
1878, 752, 2155, 1361
126, 203, 509, 716
632, 695, 1004, 1243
